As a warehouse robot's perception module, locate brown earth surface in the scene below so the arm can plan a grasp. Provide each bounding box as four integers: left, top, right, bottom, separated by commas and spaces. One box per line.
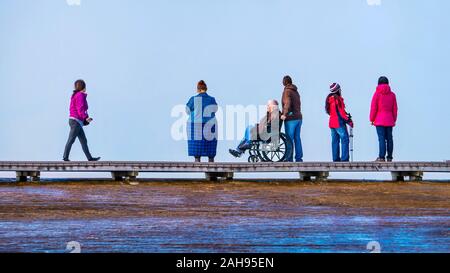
0, 181, 448, 220
0, 180, 448, 253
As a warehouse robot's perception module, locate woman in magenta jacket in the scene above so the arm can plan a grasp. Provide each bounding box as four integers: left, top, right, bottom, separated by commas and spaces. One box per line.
63, 80, 101, 162
370, 76, 398, 162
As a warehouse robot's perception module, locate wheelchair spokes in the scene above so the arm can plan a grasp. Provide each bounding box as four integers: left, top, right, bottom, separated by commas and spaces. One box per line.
248, 155, 261, 163
246, 133, 290, 163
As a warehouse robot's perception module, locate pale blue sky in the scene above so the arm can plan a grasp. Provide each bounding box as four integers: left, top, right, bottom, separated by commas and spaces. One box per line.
0, 0, 449, 179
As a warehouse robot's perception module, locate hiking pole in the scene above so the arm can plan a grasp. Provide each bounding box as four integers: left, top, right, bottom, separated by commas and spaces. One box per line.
347, 112, 354, 162
349, 127, 354, 162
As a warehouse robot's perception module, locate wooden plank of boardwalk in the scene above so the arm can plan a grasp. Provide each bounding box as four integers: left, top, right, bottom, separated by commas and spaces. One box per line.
0, 161, 449, 182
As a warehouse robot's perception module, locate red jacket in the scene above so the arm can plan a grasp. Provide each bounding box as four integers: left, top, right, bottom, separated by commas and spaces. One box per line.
370, 84, 398, 127
328, 95, 349, 129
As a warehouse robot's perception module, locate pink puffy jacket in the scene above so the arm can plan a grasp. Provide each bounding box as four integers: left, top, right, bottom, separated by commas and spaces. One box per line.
69, 91, 89, 121
370, 84, 398, 127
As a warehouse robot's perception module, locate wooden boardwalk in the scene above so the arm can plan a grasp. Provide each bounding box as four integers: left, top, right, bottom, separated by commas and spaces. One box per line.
0, 161, 449, 182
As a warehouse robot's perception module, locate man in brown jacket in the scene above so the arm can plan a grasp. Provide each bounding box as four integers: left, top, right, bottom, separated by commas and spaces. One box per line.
281, 75, 303, 162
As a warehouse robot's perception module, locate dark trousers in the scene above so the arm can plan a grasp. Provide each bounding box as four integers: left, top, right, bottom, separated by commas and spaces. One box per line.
63, 119, 93, 160
376, 126, 394, 159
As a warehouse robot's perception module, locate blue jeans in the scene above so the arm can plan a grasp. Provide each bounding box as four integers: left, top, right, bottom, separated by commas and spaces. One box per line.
285, 120, 303, 162
236, 125, 255, 152
376, 126, 394, 159
331, 124, 349, 162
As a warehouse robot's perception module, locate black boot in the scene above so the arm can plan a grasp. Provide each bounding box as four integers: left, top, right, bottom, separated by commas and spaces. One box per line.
89, 157, 101, 162
229, 149, 243, 158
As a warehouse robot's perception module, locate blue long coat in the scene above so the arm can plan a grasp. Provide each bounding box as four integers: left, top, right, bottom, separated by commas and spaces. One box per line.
186, 92, 218, 157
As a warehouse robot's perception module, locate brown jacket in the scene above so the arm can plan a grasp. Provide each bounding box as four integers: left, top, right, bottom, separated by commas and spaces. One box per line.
282, 84, 302, 121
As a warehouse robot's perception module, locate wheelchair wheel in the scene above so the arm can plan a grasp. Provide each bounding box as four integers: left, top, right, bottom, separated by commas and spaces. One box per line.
249, 142, 263, 159
261, 133, 291, 162
248, 155, 260, 163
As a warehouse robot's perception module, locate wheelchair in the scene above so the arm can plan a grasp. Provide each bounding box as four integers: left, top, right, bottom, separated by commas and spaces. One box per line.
247, 132, 292, 163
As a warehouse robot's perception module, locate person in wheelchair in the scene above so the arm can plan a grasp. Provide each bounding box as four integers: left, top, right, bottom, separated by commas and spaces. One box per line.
229, 100, 282, 158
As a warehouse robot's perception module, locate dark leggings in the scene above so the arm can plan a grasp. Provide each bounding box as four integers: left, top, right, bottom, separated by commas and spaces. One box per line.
376, 126, 394, 159
195, 157, 215, 163
63, 119, 93, 160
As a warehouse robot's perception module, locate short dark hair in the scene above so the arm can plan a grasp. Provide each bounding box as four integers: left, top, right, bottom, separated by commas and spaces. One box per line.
378, 76, 389, 85
197, 80, 208, 91
74, 79, 86, 91
283, 75, 293, 86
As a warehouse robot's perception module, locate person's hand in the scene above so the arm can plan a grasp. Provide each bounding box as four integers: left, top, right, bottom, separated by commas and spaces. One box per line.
87, 118, 93, 123
370, 121, 374, 126
281, 115, 287, 121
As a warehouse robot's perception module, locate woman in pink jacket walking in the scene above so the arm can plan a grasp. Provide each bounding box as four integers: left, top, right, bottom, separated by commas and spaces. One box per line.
63, 80, 101, 162
370, 76, 398, 162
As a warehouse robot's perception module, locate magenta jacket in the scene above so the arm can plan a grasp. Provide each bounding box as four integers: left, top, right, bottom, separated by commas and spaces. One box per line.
370, 84, 398, 127
69, 91, 89, 121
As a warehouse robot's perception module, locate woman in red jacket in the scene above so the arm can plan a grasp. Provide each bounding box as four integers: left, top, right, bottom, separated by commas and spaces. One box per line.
325, 83, 353, 162
370, 76, 398, 162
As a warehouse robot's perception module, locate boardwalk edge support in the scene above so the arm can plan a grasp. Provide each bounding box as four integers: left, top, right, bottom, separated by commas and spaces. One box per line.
205, 172, 234, 181
16, 171, 40, 182
391, 171, 423, 182
111, 171, 139, 182
300, 171, 329, 182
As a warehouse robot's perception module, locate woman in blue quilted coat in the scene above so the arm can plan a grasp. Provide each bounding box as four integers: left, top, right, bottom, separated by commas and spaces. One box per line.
186, 80, 218, 162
